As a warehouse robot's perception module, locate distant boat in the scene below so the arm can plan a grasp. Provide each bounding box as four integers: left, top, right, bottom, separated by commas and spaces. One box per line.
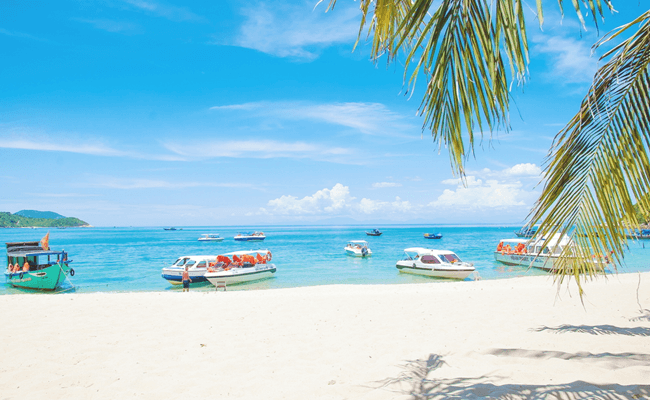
345, 240, 372, 257
234, 232, 266, 241
366, 229, 382, 236
424, 233, 442, 239
164, 227, 177, 231
198, 234, 224, 242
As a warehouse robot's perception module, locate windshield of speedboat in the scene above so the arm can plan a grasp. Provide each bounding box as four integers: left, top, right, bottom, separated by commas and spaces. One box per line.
185, 260, 196, 268
173, 257, 189, 266
440, 253, 461, 263
403, 251, 418, 260
420, 255, 441, 264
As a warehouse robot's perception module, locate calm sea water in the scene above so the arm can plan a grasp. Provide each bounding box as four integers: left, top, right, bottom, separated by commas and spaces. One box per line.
3, 225, 650, 294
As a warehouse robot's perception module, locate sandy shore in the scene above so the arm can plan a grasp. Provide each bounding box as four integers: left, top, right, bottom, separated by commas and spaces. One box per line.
1, 273, 649, 399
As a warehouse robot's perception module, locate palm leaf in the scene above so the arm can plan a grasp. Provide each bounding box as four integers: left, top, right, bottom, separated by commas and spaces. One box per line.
324, 0, 613, 176
528, 10, 650, 295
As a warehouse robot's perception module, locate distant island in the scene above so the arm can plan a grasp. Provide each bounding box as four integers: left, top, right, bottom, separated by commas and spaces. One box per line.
0, 210, 91, 228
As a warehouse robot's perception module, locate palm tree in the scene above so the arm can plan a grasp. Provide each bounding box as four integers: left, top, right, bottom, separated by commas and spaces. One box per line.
325, 0, 650, 294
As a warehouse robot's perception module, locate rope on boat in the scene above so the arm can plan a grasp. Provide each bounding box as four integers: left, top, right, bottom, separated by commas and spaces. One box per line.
58, 262, 76, 291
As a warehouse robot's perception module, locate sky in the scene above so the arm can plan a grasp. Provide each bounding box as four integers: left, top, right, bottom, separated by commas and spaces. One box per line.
1, 0, 647, 227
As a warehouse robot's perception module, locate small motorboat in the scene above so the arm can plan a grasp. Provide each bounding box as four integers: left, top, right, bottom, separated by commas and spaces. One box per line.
424, 233, 442, 239
4, 238, 74, 291
198, 234, 224, 242
366, 229, 383, 236
345, 240, 372, 257
164, 227, 177, 231
234, 232, 266, 241
161, 255, 217, 285
204, 250, 276, 287
396, 248, 474, 279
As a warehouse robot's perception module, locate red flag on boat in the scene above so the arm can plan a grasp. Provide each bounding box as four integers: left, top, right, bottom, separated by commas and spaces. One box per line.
40, 232, 50, 251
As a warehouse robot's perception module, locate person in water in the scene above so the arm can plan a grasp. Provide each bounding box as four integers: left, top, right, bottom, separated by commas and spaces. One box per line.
182, 266, 192, 292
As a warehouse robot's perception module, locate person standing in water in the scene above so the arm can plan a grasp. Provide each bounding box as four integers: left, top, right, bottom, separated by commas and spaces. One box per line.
182, 266, 192, 292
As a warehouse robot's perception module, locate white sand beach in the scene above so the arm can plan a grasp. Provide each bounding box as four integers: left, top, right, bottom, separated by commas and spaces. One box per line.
1, 272, 649, 399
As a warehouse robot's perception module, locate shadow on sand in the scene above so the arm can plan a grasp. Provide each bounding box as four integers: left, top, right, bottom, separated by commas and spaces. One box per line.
375, 353, 650, 400
533, 324, 650, 337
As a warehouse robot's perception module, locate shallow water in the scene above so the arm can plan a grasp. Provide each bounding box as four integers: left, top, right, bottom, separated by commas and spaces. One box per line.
2, 225, 650, 294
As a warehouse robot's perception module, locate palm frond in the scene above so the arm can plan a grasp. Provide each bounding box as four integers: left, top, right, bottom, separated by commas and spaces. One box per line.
324, 0, 613, 176
528, 10, 650, 295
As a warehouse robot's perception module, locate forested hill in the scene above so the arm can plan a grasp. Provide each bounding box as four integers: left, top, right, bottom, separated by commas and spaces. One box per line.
0, 212, 90, 228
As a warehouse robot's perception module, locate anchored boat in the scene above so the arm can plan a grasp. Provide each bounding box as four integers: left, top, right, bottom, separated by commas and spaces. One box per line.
198, 234, 224, 242
162, 255, 217, 285
345, 240, 372, 257
234, 232, 266, 241
493, 234, 611, 271
4, 239, 74, 291
204, 250, 276, 287
396, 247, 474, 279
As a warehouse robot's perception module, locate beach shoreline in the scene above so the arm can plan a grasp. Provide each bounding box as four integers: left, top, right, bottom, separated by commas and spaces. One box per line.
2, 272, 649, 399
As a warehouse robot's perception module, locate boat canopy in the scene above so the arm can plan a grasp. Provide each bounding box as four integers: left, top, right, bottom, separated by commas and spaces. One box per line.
348, 240, 368, 245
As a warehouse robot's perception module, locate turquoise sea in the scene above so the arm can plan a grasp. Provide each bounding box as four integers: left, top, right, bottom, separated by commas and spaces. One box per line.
3, 225, 650, 294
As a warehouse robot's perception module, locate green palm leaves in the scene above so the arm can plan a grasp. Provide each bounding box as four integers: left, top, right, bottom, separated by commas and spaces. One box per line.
325, 0, 650, 291
529, 10, 650, 293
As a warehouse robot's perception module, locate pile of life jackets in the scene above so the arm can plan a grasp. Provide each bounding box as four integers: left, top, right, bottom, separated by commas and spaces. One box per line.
207, 253, 269, 272
496, 242, 527, 255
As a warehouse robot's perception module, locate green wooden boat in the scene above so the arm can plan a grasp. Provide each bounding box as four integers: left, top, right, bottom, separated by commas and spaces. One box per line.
4, 241, 74, 291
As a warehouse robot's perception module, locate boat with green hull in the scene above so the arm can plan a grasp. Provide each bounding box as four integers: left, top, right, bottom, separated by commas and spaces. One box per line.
4, 240, 74, 291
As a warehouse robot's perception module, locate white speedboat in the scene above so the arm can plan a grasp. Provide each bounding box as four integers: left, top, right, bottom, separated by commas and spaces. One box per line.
161, 255, 216, 285
198, 234, 224, 242
234, 232, 266, 241
345, 240, 372, 257
396, 248, 475, 279
494, 234, 610, 271
204, 250, 276, 287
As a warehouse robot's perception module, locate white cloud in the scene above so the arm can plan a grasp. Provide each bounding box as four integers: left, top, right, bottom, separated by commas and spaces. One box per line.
86, 177, 255, 190
504, 163, 542, 176
533, 34, 597, 84
430, 177, 538, 209
210, 101, 417, 137
266, 184, 414, 217
227, 1, 359, 60
73, 18, 141, 34
122, 0, 204, 22
164, 139, 354, 163
267, 183, 355, 214
358, 196, 412, 214
0, 136, 184, 161
372, 182, 402, 188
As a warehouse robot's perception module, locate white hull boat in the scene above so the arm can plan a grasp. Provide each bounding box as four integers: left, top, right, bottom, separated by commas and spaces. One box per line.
204, 250, 276, 287
396, 248, 474, 280
162, 255, 217, 285
198, 234, 224, 242
345, 240, 372, 257
234, 232, 266, 241
494, 235, 610, 272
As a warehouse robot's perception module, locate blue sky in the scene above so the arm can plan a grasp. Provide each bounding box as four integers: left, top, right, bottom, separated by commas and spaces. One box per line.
0, 1, 645, 226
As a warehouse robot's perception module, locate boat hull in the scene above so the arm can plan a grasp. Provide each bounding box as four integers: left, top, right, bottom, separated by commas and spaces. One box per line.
345, 249, 372, 257
198, 238, 224, 242
396, 261, 473, 280
161, 268, 210, 284
493, 252, 558, 271
234, 237, 265, 241
4, 263, 71, 291
205, 265, 276, 286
